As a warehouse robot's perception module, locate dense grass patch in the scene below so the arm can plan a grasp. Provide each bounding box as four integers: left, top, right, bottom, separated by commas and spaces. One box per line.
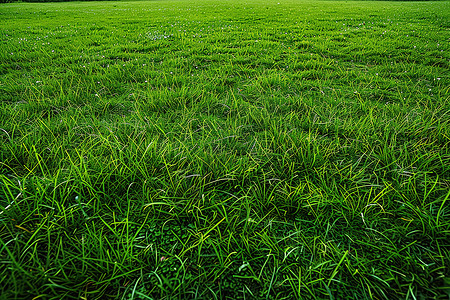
1, 0, 449, 298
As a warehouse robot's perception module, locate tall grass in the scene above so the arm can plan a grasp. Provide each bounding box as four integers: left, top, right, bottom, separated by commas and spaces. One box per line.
1, 0, 449, 298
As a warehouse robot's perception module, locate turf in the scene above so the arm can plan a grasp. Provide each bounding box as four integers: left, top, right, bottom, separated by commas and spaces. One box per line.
0, 0, 449, 298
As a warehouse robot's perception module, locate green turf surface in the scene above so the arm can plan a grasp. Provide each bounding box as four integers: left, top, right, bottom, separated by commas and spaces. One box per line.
1, 0, 449, 298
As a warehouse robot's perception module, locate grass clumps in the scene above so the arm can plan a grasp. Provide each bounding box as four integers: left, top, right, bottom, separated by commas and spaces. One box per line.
0, 0, 449, 299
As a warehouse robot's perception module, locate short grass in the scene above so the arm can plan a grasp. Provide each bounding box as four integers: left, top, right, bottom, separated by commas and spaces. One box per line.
1, 0, 449, 299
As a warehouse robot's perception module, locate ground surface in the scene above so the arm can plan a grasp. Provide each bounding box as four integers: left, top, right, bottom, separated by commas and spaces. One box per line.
0, 0, 449, 299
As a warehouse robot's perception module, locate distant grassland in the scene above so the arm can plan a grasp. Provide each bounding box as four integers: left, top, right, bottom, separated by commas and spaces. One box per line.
1, 0, 449, 299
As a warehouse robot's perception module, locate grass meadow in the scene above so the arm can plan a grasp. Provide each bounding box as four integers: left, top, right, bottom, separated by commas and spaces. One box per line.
0, 0, 449, 298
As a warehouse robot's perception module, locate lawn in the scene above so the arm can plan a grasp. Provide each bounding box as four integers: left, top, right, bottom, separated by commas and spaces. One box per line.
0, 0, 449, 298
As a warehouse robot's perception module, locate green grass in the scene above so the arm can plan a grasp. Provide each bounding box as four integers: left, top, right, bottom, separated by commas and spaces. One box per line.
0, 0, 449, 298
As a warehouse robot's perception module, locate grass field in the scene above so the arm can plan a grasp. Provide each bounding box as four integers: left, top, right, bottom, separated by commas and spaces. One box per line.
1, 0, 449, 298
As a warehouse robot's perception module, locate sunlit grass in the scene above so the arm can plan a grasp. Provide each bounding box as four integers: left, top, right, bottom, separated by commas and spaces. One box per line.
0, 0, 449, 299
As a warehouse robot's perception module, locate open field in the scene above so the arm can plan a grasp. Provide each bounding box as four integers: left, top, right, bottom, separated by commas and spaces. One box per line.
1, 0, 449, 298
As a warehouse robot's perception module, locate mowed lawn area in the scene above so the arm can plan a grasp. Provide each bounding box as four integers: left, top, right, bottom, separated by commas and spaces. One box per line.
0, 0, 449, 298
